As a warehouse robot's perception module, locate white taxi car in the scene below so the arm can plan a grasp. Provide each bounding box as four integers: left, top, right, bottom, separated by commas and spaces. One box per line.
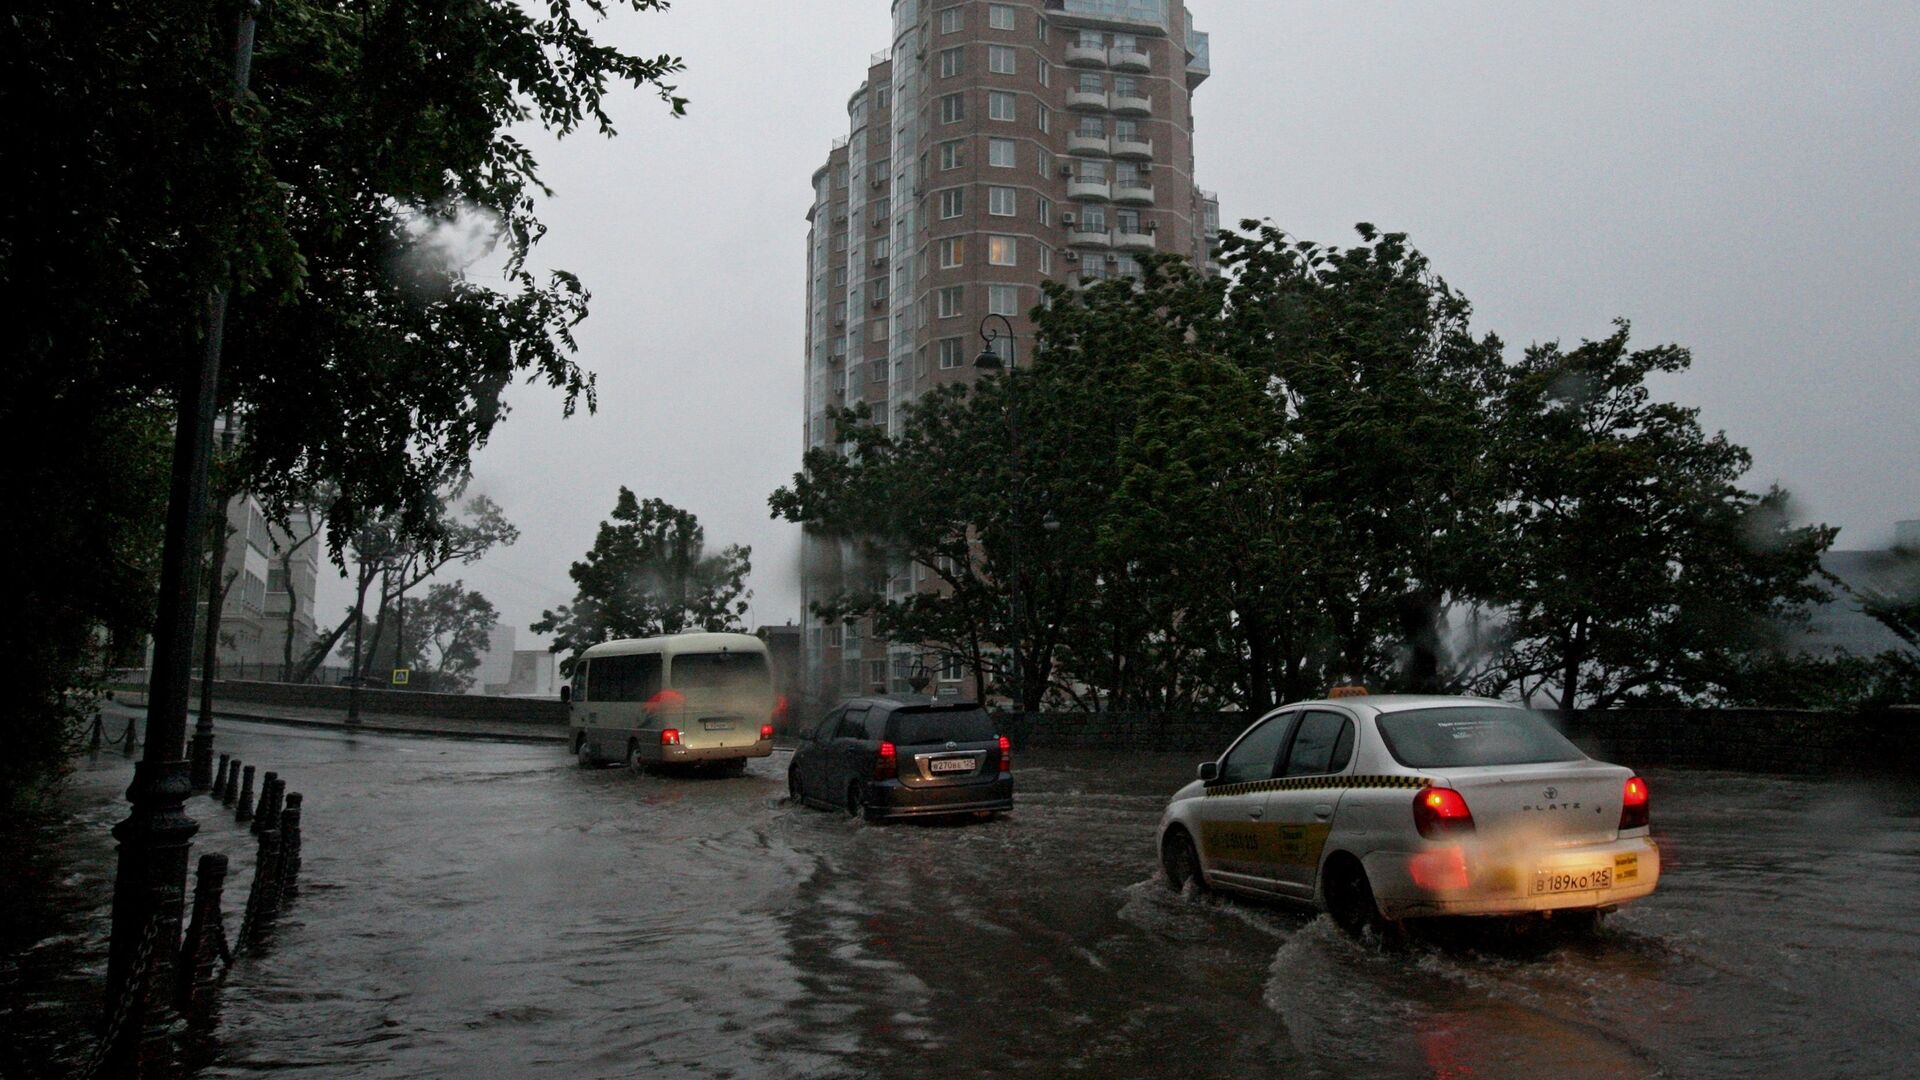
1157, 694, 1658, 932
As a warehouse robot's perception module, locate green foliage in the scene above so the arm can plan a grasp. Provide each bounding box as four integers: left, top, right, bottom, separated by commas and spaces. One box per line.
775, 225, 1842, 713
534, 490, 751, 676
1, 0, 683, 789
395, 582, 500, 692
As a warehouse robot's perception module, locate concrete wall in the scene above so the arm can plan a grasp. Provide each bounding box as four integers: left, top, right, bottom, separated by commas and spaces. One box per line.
996, 706, 1920, 776
200, 679, 568, 725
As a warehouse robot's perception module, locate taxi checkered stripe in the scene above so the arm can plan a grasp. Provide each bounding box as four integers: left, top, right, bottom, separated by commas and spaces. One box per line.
1203, 773, 1434, 798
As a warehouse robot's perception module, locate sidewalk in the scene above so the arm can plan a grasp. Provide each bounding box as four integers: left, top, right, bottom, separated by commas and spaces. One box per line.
108, 691, 568, 745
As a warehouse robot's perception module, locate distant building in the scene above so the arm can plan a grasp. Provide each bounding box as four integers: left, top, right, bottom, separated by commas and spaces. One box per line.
472, 624, 517, 695
1797, 519, 1920, 657
198, 495, 322, 679
800, 0, 1218, 705
503, 649, 557, 697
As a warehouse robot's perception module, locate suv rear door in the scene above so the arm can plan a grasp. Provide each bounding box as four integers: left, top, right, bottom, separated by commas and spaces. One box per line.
884, 705, 1000, 791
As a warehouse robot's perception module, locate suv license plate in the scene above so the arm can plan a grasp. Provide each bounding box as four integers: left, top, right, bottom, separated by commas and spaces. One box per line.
930, 758, 973, 774
1532, 866, 1612, 895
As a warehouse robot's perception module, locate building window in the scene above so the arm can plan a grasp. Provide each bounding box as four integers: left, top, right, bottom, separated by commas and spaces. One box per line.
1036, 104, 1051, 134
1116, 208, 1142, 234
1078, 30, 1104, 49
1037, 196, 1052, 226
988, 91, 1016, 122
939, 187, 965, 219
873, 236, 890, 261
1113, 118, 1139, 142
832, 266, 847, 287
939, 6, 963, 34
1114, 254, 1142, 278
940, 236, 965, 268
1039, 244, 1052, 273
1036, 148, 1053, 177
939, 93, 965, 124
987, 235, 1017, 266
941, 653, 965, 682
939, 140, 965, 170
872, 358, 889, 381
988, 186, 1016, 216
937, 286, 964, 318
1038, 18, 1048, 42
873, 86, 891, 110
988, 284, 1020, 316
988, 45, 1016, 75
938, 337, 965, 368
1078, 71, 1103, 93
988, 138, 1016, 167
939, 46, 964, 78
1113, 75, 1140, 99
1039, 59, 1051, 87
988, 3, 1016, 30
875, 196, 890, 219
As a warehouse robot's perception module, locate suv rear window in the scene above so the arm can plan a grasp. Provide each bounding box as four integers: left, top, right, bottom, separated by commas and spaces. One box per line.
1375, 707, 1585, 768
887, 706, 995, 746
671, 652, 770, 693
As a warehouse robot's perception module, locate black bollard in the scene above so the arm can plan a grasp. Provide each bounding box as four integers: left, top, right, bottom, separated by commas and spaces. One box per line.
235, 765, 256, 823
221, 758, 241, 806
279, 793, 303, 899
252, 775, 282, 837
121, 716, 138, 758
175, 853, 230, 1015
213, 754, 231, 800
241, 820, 284, 946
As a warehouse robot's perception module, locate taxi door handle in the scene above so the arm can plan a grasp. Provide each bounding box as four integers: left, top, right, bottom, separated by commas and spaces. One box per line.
1312, 804, 1333, 819
1247, 807, 1264, 819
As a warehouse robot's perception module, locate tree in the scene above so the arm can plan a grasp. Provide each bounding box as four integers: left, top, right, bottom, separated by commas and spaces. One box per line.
391, 582, 499, 692
1485, 322, 1835, 707
534, 490, 751, 675
1, 0, 686, 789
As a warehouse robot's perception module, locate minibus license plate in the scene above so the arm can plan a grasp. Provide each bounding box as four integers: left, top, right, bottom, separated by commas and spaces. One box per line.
930, 758, 973, 774
701, 720, 733, 731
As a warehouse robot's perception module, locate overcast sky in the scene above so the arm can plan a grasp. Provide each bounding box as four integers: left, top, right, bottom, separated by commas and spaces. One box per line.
317, 1, 1920, 653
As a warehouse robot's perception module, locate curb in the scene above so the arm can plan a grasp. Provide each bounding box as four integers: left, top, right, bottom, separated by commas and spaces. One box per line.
210, 709, 567, 746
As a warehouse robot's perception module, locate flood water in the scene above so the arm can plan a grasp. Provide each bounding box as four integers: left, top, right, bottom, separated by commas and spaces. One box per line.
6, 711, 1919, 1078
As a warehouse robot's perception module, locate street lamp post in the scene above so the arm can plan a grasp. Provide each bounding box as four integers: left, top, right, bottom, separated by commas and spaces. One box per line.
974, 314, 1025, 711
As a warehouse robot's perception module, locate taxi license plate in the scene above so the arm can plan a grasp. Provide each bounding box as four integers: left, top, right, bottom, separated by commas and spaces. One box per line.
1532, 866, 1612, 895
701, 720, 734, 731
930, 758, 973, 774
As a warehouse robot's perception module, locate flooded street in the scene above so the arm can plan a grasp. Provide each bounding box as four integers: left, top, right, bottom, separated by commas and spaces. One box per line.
8, 713, 1920, 1078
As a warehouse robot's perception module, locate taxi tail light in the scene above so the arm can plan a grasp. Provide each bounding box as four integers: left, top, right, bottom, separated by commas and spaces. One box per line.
644, 689, 686, 713
998, 734, 1012, 774
1413, 786, 1475, 839
759, 723, 775, 741
873, 741, 897, 780
659, 728, 682, 747
1409, 846, 1470, 891
1619, 775, 1650, 830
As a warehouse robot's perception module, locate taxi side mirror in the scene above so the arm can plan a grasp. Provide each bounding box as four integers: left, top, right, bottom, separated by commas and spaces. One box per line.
1196, 761, 1218, 783
559, 684, 571, 704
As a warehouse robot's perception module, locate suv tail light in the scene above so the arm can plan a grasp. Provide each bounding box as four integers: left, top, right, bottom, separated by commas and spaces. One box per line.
998, 735, 1012, 773
1619, 775, 1650, 830
659, 728, 682, 747
873, 740, 897, 780
759, 723, 775, 741
1413, 786, 1474, 839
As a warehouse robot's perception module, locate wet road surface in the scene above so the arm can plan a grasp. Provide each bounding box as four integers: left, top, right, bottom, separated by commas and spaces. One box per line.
8, 712, 1920, 1078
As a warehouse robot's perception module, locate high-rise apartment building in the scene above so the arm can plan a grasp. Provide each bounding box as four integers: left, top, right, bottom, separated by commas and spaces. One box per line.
800, 0, 1217, 705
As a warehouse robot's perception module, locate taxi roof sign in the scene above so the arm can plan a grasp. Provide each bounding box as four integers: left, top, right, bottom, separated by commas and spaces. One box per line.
1327, 685, 1369, 699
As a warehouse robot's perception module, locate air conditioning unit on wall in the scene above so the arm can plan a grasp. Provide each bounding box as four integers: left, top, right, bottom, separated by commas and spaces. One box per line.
1061, 212, 1076, 225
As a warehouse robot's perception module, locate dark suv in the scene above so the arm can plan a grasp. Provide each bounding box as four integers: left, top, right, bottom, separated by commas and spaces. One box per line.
789, 696, 1013, 821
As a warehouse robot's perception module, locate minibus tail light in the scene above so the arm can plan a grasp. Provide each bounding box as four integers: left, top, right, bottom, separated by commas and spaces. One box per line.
660, 728, 682, 747
760, 723, 775, 741
645, 689, 686, 712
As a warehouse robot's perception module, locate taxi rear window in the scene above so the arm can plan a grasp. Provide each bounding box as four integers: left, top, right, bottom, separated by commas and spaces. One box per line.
887, 706, 995, 746
1375, 707, 1585, 768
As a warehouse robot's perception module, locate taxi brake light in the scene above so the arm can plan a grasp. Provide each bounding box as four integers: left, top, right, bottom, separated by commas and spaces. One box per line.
659, 728, 682, 747
874, 741, 897, 780
1619, 775, 1650, 830
1413, 786, 1475, 839
998, 734, 1012, 774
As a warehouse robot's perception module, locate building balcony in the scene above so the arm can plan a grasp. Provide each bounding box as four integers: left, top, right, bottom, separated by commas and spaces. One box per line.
1066, 225, 1112, 248
1114, 228, 1156, 252
1109, 46, 1150, 71
1067, 176, 1112, 201
1110, 92, 1151, 116
1110, 135, 1153, 159
1065, 42, 1108, 67
1112, 180, 1154, 205
1066, 89, 1108, 112
1066, 131, 1110, 156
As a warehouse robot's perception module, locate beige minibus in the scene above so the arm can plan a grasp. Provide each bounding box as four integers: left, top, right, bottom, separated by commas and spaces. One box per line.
566, 632, 782, 772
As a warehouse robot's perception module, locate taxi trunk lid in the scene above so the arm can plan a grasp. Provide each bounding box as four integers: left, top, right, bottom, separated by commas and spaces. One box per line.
1428, 760, 1631, 846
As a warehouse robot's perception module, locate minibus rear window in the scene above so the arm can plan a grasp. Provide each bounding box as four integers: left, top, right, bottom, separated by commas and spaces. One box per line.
671, 652, 770, 694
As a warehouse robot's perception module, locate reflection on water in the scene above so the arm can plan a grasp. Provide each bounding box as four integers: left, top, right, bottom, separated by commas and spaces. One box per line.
6, 723, 1920, 1078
